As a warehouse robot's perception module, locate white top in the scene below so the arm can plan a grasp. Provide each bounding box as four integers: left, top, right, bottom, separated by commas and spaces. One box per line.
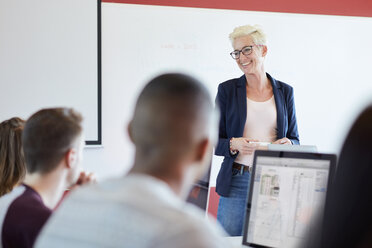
235, 96, 277, 166
35, 174, 233, 248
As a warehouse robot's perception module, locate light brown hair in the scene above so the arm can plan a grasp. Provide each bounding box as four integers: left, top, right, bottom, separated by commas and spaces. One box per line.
22, 108, 83, 174
0, 117, 26, 196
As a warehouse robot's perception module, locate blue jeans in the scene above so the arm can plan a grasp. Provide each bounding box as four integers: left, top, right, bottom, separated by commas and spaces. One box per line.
216, 168, 250, 236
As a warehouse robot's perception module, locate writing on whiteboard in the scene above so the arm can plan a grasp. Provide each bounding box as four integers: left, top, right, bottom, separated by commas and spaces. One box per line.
161, 43, 198, 50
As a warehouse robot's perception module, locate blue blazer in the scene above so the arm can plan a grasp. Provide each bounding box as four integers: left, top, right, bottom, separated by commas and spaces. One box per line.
215, 73, 300, 196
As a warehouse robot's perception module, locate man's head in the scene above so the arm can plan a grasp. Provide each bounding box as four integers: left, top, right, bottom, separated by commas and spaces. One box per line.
128, 73, 218, 192
22, 108, 84, 185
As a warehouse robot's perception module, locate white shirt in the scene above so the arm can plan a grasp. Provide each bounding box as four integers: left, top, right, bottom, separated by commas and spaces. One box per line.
235, 96, 277, 166
35, 174, 232, 248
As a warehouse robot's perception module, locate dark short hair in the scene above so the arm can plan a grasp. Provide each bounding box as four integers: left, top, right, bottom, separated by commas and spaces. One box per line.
22, 108, 83, 174
131, 73, 213, 155
0, 117, 26, 196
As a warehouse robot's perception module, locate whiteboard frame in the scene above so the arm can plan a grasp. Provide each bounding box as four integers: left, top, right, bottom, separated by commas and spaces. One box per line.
87, 0, 102, 145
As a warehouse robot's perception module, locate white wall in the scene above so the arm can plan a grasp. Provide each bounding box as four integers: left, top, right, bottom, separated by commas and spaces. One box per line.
2, 2, 372, 182
84, 3, 372, 183
0, 0, 99, 142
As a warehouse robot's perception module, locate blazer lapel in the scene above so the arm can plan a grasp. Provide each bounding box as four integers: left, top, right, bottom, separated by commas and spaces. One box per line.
237, 75, 247, 136
268, 73, 285, 138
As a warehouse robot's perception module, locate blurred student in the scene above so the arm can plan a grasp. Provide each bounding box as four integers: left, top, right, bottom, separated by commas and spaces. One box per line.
305, 105, 372, 248
36, 73, 233, 248
0, 108, 94, 248
0, 117, 26, 197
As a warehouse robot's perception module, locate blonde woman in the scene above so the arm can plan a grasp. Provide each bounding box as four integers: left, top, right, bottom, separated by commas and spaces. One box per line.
214, 25, 300, 236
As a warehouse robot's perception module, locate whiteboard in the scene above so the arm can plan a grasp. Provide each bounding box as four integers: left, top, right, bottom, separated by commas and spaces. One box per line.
103, 3, 372, 151
102, 3, 372, 185
0, 0, 101, 144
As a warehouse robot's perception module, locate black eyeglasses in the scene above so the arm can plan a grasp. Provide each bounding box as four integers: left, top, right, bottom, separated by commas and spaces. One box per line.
230, 45, 258, 59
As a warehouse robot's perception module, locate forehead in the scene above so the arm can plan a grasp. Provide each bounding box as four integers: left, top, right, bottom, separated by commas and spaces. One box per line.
233, 35, 254, 50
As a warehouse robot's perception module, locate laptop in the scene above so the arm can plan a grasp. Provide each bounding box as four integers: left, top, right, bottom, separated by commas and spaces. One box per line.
268, 144, 317, 153
242, 150, 336, 248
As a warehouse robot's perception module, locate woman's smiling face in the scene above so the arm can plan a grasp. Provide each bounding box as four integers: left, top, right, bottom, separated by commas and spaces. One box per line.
233, 35, 267, 75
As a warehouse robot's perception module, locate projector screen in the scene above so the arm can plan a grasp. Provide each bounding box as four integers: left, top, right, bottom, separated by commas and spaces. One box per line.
0, 0, 101, 144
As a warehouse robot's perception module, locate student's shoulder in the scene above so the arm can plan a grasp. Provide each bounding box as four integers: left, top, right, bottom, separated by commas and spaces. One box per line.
67, 178, 127, 200
171, 204, 228, 238
3, 185, 51, 219
35, 180, 129, 248
154, 204, 231, 248
1, 186, 51, 248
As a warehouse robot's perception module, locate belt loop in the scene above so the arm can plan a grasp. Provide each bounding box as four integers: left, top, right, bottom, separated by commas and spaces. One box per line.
240, 165, 244, 175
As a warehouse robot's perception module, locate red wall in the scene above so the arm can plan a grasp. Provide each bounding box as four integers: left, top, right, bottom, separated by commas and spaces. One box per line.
103, 0, 372, 18
208, 187, 219, 218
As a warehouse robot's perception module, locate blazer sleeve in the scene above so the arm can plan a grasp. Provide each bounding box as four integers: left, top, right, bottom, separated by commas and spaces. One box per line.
214, 84, 236, 158
286, 87, 300, 145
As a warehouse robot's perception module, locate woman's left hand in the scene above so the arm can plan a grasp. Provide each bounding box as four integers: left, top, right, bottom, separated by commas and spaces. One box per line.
273, 137, 292, 145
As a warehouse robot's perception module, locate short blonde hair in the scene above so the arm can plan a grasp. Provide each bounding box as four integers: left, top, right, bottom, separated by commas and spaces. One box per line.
229, 25, 267, 46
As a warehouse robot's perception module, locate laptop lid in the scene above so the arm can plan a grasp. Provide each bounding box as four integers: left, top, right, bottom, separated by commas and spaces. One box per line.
242, 150, 336, 248
267, 144, 317, 153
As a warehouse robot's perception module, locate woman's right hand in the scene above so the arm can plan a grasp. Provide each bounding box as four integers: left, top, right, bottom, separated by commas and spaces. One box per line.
230, 138, 259, 155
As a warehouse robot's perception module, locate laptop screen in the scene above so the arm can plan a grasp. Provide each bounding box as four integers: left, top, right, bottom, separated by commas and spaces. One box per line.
242, 151, 336, 248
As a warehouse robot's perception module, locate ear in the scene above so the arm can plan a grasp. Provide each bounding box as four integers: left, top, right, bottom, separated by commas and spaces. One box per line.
127, 120, 134, 143
190, 138, 213, 181
261, 45, 268, 57
194, 138, 211, 163
65, 148, 77, 169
